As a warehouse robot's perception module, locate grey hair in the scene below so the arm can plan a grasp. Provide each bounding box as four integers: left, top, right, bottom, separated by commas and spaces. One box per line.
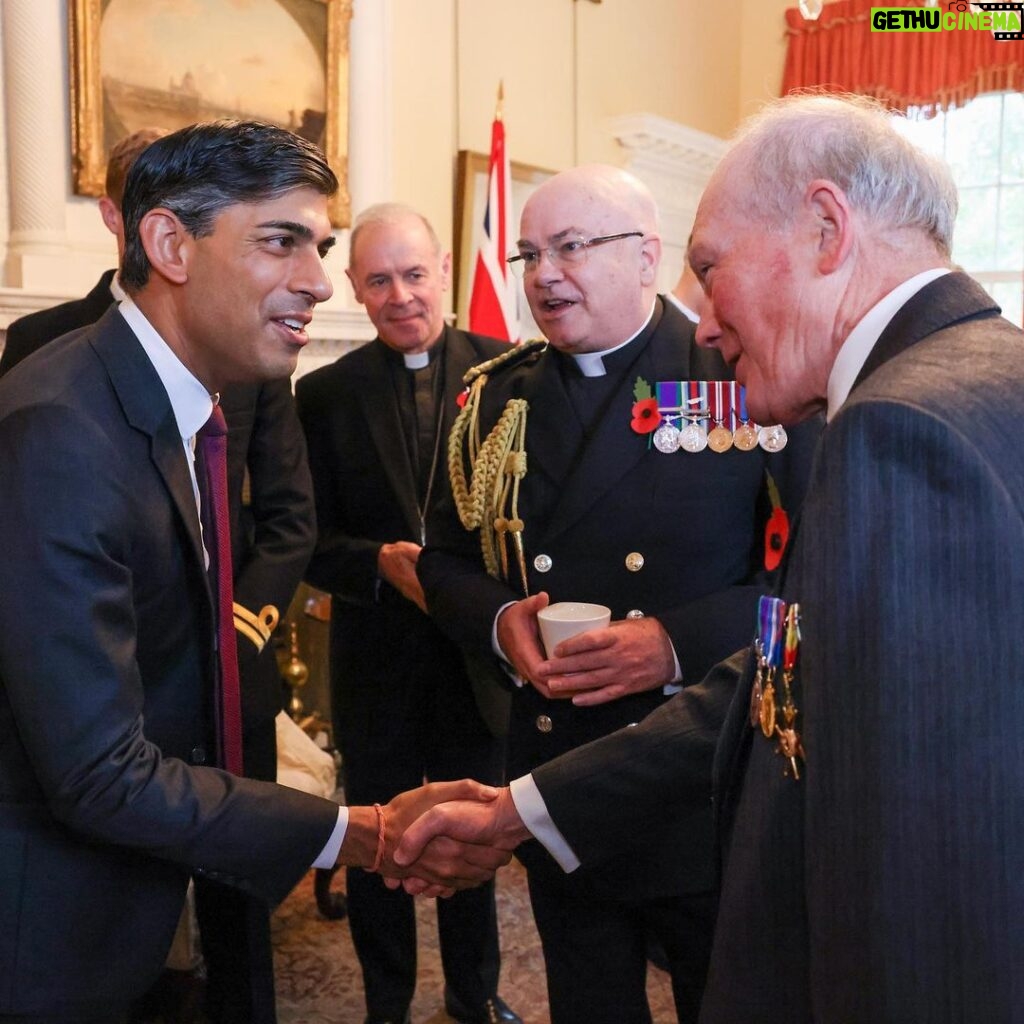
729, 93, 958, 257
349, 202, 442, 264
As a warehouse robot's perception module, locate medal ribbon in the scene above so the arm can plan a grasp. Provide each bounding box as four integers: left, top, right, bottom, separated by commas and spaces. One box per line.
758, 595, 786, 670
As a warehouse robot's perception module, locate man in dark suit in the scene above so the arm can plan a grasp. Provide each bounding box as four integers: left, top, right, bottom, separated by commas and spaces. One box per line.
417, 165, 816, 1024
296, 204, 519, 1024
0, 127, 317, 1024
0, 120, 502, 1024
398, 94, 1024, 1023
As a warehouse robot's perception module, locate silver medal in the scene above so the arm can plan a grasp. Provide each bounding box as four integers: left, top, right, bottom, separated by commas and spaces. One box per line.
758, 424, 789, 452
679, 422, 709, 453
652, 422, 681, 454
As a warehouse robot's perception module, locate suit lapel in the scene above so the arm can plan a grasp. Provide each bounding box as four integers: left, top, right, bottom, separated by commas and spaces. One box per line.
537, 302, 692, 543
361, 339, 422, 540
89, 307, 207, 576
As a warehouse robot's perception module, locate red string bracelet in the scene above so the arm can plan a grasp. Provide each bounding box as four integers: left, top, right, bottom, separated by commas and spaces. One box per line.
368, 802, 386, 873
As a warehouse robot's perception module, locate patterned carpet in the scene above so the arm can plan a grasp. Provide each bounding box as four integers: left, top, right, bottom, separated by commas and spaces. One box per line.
272, 859, 678, 1024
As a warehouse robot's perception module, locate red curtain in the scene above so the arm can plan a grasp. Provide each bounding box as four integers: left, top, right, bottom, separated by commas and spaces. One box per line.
782, 1, 1023, 114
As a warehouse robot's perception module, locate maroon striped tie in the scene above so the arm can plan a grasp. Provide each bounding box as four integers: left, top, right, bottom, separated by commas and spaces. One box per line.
197, 405, 244, 776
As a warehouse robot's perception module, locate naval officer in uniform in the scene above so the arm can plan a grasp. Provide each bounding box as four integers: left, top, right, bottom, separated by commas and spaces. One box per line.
419, 164, 818, 1024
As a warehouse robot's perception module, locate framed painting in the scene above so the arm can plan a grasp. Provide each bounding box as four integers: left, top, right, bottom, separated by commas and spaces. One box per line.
454, 149, 554, 340
69, 0, 352, 226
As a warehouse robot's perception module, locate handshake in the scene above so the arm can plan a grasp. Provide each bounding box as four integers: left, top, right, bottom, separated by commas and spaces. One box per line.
338, 781, 532, 896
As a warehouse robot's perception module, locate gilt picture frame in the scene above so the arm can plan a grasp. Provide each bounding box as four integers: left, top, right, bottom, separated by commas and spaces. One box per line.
69, 0, 352, 226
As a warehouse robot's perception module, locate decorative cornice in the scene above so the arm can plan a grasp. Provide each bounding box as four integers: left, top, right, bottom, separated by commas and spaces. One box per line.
607, 113, 727, 181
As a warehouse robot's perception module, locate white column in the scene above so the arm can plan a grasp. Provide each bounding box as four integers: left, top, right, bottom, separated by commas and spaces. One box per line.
2, 0, 69, 288
347, 0, 393, 218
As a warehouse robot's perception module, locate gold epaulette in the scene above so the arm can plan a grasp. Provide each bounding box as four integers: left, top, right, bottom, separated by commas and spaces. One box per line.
462, 337, 547, 386
448, 340, 546, 594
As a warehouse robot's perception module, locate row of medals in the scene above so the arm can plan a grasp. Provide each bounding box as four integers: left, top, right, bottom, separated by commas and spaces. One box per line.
652, 415, 789, 455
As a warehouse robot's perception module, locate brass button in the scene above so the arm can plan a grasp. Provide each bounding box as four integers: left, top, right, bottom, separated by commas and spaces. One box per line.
536, 715, 553, 733
626, 609, 645, 619
625, 552, 645, 572
534, 554, 552, 573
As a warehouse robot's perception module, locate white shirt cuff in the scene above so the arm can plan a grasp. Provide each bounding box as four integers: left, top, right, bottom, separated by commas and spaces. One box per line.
312, 806, 348, 869
663, 642, 683, 695
509, 774, 581, 873
492, 601, 526, 687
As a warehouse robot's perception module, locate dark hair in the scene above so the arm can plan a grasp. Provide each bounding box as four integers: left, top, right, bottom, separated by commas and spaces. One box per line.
120, 119, 338, 291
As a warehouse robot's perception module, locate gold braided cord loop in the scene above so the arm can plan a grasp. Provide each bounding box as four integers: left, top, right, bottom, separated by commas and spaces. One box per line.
448, 340, 544, 589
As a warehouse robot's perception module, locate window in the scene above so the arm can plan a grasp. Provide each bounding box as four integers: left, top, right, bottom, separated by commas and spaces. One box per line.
897, 91, 1024, 328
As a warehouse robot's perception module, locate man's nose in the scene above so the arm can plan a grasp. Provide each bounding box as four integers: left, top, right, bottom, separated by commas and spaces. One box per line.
389, 279, 413, 304
295, 250, 333, 304
695, 305, 721, 349
533, 248, 564, 285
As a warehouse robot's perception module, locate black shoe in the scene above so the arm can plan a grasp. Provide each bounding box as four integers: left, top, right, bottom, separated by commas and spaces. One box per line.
445, 993, 522, 1024
314, 866, 349, 921
364, 1014, 410, 1024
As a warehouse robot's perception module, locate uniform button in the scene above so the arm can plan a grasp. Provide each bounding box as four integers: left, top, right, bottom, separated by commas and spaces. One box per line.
625, 552, 645, 572
626, 609, 645, 619
534, 554, 552, 573
536, 715, 553, 733
190, 746, 207, 765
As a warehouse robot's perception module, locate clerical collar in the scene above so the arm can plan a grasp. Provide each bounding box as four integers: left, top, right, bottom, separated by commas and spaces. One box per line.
404, 351, 430, 370
571, 300, 657, 378
826, 268, 950, 420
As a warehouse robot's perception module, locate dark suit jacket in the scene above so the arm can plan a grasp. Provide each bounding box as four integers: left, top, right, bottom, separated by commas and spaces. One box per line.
0, 270, 116, 376
525, 274, 1024, 1022
420, 298, 818, 901
296, 325, 512, 751
0, 273, 316, 780
0, 307, 336, 1017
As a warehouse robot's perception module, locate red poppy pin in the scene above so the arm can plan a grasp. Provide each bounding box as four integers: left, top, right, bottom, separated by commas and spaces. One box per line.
764, 470, 790, 571
630, 377, 660, 434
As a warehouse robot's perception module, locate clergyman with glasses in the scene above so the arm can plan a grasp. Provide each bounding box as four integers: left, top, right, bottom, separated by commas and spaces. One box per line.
418, 164, 819, 1024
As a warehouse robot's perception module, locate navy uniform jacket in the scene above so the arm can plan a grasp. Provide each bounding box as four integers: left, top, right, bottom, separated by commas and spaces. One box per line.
419, 297, 819, 902
0, 308, 335, 1017
520, 274, 1024, 1022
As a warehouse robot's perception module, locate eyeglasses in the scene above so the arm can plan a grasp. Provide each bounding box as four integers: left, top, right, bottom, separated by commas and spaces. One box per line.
506, 231, 644, 277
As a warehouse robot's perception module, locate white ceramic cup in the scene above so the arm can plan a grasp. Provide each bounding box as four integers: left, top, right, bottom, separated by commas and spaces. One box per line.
536, 602, 612, 659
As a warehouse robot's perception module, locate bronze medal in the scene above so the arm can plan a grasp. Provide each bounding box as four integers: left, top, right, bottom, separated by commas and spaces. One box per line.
733, 423, 759, 451
749, 679, 765, 729
707, 425, 734, 453
759, 679, 776, 738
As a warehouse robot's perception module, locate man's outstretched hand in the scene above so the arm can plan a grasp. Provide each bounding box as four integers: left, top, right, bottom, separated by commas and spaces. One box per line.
387, 786, 531, 896
338, 780, 516, 896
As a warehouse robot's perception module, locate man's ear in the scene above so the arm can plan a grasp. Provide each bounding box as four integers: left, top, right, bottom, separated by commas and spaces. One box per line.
639, 234, 662, 286
345, 266, 364, 304
138, 208, 190, 285
97, 196, 122, 239
806, 180, 853, 275
440, 250, 452, 292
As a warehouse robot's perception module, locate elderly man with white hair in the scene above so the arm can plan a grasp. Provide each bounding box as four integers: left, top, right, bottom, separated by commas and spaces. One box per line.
400, 94, 1024, 1024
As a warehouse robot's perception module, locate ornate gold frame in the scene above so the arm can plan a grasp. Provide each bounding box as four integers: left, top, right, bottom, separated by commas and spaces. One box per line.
69, 0, 352, 226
